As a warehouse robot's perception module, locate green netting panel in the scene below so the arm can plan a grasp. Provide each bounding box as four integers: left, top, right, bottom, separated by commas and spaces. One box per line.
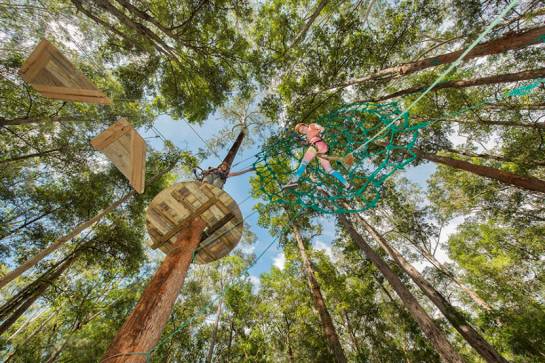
253, 101, 428, 214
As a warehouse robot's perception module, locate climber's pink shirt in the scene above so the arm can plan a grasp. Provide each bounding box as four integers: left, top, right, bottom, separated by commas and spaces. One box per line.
301, 123, 324, 144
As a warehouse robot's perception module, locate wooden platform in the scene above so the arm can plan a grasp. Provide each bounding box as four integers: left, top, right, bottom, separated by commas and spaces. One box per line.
19, 39, 111, 105
146, 181, 243, 264
90, 119, 146, 193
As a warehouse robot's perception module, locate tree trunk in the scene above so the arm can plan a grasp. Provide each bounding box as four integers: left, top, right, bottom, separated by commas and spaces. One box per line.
439, 118, 545, 130
205, 299, 223, 363
289, 0, 329, 49
293, 226, 347, 363
0, 148, 63, 164
0, 253, 76, 335
413, 148, 545, 194
356, 215, 509, 363
405, 238, 492, 311
326, 25, 545, 92
101, 217, 206, 363
342, 310, 361, 355
441, 148, 545, 167
361, 68, 545, 103
338, 215, 464, 363
1, 207, 61, 240
0, 190, 136, 290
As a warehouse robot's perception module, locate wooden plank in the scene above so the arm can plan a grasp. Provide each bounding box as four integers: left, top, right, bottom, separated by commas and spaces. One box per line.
32, 84, 107, 97
19, 39, 52, 83
200, 212, 235, 242
155, 197, 217, 247
130, 129, 146, 194
90, 119, 132, 151
19, 38, 112, 105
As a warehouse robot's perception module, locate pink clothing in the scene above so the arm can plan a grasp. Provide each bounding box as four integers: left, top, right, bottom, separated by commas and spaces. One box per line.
302, 141, 333, 173
303, 123, 325, 144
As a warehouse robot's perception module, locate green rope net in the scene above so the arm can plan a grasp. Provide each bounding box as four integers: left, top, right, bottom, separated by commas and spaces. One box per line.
253, 77, 544, 215
254, 101, 428, 214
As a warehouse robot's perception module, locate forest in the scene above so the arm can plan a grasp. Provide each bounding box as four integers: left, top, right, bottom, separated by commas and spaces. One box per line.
0, 0, 544, 362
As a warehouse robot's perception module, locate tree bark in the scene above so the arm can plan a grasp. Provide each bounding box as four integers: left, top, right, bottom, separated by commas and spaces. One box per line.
205, 299, 223, 363
289, 0, 329, 49
0, 253, 76, 335
356, 215, 509, 363
0, 190, 136, 290
0, 148, 63, 164
326, 25, 545, 92
360, 68, 545, 103
101, 217, 206, 363
338, 215, 464, 363
438, 117, 545, 130
293, 226, 347, 363
441, 148, 545, 167
413, 148, 545, 194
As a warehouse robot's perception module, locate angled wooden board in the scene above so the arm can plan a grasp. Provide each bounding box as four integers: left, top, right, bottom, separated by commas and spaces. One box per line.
146, 181, 243, 264
19, 39, 112, 105
91, 119, 146, 193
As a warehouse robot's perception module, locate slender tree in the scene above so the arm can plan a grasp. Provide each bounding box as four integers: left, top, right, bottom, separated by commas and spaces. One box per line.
292, 225, 347, 363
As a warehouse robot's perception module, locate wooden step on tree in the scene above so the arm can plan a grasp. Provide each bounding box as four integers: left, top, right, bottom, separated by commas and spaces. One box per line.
146, 181, 244, 264
19, 39, 111, 105
90, 118, 146, 193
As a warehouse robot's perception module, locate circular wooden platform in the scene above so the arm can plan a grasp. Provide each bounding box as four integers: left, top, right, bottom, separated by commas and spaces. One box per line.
146, 181, 243, 264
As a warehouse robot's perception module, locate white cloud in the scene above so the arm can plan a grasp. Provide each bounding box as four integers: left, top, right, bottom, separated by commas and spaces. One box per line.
313, 239, 335, 261
273, 252, 286, 270
249, 275, 261, 293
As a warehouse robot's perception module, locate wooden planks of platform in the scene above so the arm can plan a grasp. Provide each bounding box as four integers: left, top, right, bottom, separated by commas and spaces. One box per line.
19, 39, 111, 105
146, 182, 243, 264
91, 119, 146, 193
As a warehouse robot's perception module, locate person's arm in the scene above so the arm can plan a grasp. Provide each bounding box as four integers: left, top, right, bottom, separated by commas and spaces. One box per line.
228, 167, 256, 177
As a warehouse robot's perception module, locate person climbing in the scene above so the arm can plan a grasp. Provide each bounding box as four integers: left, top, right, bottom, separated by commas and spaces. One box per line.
194, 163, 255, 189
283, 123, 351, 190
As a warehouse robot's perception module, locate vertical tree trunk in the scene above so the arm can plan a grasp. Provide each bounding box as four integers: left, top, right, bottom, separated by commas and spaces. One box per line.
102, 217, 206, 363
293, 226, 348, 363
289, 0, 329, 49
337, 215, 464, 363
205, 299, 223, 363
413, 148, 545, 194
342, 310, 361, 355
356, 215, 509, 363
325, 25, 545, 92
103, 130, 245, 362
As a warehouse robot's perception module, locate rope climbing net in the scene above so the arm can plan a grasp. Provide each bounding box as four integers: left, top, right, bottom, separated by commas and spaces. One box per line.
254, 101, 429, 214
253, 76, 544, 215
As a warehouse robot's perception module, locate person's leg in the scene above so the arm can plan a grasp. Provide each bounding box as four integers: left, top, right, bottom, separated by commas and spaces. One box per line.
315, 142, 350, 188
293, 146, 317, 181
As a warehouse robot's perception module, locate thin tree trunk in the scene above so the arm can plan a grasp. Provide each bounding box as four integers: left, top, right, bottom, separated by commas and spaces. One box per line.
441, 148, 545, 167
406, 239, 492, 311
293, 225, 347, 363
342, 310, 361, 355
484, 102, 545, 111
0, 148, 63, 164
361, 68, 545, 103
205, 299, 223, 363
113, 0, 175, 38
0, 254, 76, 335
325, 25, 545, 92
0, 190, 136, 290
1, 207, 61, 240
439, 118, 545, 130
338, 215, 464, 363
289, 0, 329, 49
356, 215, 509, 363
101, 217, 206, 363
413, 148, 545, 194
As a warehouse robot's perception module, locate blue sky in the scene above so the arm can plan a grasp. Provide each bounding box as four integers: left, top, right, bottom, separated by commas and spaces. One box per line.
141, 112, 437, 282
